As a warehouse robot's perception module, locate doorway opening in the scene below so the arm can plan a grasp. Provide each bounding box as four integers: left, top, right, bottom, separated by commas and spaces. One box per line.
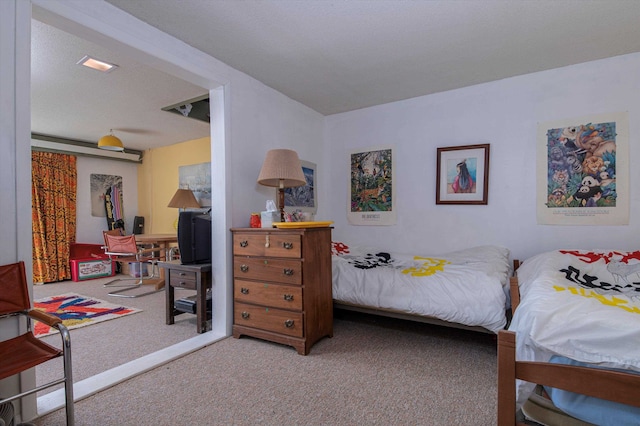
29, 3, 230, 417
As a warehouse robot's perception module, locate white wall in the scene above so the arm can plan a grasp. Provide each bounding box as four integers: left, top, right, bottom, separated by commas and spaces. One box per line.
76, 157, 139, 244
229, 73, 326, 226
325, 53, 640, 262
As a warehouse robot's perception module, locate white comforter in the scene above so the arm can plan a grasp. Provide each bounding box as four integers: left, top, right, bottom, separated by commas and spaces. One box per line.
509, 249, 640, 404
331, 243, 511, 333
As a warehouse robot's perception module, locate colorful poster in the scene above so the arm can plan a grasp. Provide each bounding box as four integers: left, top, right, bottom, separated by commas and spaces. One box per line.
536, 112, 629, 225
90, 173, 122, 218
348, 147, 396, 226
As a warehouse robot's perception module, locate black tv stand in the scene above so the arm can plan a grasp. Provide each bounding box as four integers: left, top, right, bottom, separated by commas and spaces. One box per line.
159, 260, 212, 333
175, 293, 212, 315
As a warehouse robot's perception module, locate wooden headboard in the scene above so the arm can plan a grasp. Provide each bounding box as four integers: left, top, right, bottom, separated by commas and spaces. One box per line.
510, 259, 521, 313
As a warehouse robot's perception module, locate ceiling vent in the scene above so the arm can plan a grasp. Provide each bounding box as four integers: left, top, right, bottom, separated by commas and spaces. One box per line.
162, 95, 210, 123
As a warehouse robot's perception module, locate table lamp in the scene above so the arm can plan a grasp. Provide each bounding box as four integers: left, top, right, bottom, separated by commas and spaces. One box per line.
167, 188, 201, 210
257, 149, 306, 222
168, 188, 201, 230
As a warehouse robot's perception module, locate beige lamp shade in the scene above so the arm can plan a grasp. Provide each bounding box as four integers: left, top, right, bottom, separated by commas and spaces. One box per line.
167, 189, 200, 209
257, 149, 306, 188
97, 130, 124, 152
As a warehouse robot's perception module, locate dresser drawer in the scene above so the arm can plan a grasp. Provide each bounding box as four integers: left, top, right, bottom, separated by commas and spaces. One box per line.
234, 302, 303, 338
233, 233, 301, 258
233, 257, 302, 285
169, 269, 197, 289
234, 279, 302, 311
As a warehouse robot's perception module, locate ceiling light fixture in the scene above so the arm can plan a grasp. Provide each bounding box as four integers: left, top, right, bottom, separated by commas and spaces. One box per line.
97, 130, 124, 152
77, 55, 118, 73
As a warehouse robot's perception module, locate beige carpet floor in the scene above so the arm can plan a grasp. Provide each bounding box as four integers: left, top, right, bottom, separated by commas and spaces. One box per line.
34, 273, 204, 396
33, 308, 499, 425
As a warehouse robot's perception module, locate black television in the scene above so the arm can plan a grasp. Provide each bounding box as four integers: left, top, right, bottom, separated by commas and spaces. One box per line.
177, 211, 212, 264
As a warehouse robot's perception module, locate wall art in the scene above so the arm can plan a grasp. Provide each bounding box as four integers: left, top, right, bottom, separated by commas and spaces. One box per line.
436, 144, 490, 205
536, 112, 628, 225
348, 146, 396, 225
179, 162, 211, 208
284, 160, 317, 214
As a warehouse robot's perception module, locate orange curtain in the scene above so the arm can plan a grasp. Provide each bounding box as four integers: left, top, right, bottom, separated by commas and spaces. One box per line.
32, 151, 77, 283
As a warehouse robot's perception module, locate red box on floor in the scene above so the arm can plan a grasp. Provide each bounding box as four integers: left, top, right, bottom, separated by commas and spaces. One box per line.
70, 243, 115, 282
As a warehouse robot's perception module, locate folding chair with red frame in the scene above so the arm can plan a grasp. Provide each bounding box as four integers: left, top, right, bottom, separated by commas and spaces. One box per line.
0, 261, 74, 425
102, 230, 162, 298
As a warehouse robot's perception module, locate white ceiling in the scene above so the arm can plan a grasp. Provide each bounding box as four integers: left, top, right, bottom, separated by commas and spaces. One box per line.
31, 20, 211, 151
33, 0, 640, 150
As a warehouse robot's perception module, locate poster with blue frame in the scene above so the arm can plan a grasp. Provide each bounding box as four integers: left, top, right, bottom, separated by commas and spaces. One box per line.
536, 112, 629, 225
284, 160, 317, 214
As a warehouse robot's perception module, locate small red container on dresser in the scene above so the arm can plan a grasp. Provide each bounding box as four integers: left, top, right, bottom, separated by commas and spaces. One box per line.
69, 243, 116, 282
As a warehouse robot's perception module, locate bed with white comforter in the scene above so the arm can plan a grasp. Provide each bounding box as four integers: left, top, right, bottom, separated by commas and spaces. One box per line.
331, 242, 511, 333
509, 249, 640, 410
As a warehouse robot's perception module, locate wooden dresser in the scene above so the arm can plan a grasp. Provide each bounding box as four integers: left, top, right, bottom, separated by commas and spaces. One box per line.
231, 227, 333, 355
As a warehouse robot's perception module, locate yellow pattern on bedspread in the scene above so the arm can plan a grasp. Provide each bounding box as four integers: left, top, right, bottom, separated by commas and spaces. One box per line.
554, 284, 640, 314
402, 257, 450, 277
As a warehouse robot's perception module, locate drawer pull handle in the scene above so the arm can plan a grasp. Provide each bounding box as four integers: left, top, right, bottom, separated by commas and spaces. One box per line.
282, 242, 293, 249
239, 240, 248, 248
283, 294, 294, 301
241, 311, 250, 319
284, 319, 295, 328
179, 281, 187, 286
265, 235, 270, 248
283, 268, 294, 276
240, 264, 249, 273
179, 272, 186, 276
240, 287, 249, 295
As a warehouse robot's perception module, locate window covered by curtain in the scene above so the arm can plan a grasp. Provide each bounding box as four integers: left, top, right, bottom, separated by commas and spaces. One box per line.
32, 151, 77, 283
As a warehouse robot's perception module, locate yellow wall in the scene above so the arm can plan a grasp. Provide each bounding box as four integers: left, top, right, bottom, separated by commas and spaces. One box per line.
137, 137, 211, 233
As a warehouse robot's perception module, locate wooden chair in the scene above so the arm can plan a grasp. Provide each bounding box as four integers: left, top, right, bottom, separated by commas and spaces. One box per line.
0, 261, 74, 425
497, 330, 640, 425
102, 230, 162, 298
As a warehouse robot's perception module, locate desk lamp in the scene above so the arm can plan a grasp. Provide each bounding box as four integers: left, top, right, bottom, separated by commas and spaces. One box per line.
168, 188, 201, 230
257, 149, 306, 222
167, 188, 201, 210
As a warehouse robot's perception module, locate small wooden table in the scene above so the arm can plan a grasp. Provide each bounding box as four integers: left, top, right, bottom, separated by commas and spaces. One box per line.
159, 260, 212, 334
135, 233, 178, 260
135, 233, 178, 289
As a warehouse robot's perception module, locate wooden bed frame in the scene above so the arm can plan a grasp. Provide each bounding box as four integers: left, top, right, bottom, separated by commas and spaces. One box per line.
333, 301, 495, 334
510, 259, 521, 312
502, 258, 640, 424
497, 330, 640, 425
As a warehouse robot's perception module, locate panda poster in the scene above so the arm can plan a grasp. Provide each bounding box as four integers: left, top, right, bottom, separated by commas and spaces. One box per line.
536, 111, 629, 225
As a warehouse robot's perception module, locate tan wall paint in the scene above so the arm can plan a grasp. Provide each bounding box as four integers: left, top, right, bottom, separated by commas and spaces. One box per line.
137, 137, 211, 234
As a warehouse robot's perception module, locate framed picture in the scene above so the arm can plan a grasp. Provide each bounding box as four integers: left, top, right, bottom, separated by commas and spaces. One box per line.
348, 146, 396, 225
284, 160, 317, 214
536, 112, 628, 225
436, 144, 490, 205
179, 162, 211, 209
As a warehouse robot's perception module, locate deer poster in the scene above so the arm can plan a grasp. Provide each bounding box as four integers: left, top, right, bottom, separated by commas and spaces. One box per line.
348, 147, 396, 225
